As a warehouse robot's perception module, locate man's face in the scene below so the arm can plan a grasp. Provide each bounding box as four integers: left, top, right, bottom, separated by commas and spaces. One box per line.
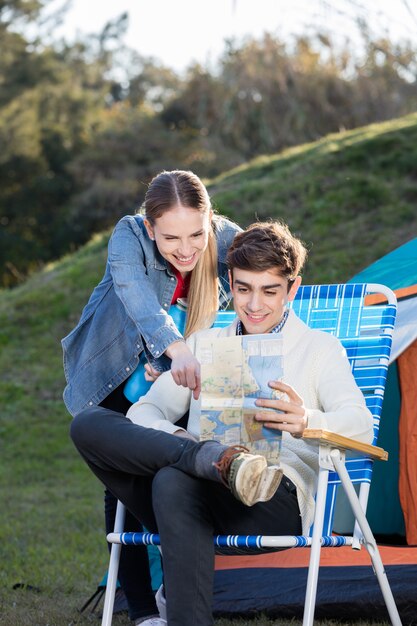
230, 267, 301, 335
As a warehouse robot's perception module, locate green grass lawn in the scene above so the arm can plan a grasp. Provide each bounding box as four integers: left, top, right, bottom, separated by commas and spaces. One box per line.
2, 112, 415, 625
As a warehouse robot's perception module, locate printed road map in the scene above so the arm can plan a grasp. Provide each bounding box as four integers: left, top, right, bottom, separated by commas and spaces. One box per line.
198, 333, 284, 464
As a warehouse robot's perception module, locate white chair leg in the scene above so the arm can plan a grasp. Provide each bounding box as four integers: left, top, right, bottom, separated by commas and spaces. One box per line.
302, 466, 329, 626
352, 482, 370, 549
331, 451, 402, 626
101, 500, 126, 626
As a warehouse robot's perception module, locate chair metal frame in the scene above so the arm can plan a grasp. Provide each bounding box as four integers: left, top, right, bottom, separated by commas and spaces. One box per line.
103, 283, 401, 626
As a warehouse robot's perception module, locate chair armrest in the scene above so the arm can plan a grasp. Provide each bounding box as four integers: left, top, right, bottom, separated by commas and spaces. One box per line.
302, 429, 388, 461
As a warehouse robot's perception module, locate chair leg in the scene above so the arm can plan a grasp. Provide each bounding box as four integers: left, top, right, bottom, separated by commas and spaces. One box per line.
331, 451, 402, 626
101, 500, 126, 626
302, 467, 329, 626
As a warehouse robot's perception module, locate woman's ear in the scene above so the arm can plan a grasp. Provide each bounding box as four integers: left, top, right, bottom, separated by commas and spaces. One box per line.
288, 276, 302, 302
144, 219, 155, 241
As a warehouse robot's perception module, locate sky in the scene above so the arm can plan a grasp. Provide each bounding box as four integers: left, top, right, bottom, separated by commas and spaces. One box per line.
49, 0, 417, 73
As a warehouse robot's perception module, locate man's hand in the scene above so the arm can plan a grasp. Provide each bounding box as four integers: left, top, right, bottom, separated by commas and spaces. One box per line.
254, 380, 307, 438
165, 340, 201, 400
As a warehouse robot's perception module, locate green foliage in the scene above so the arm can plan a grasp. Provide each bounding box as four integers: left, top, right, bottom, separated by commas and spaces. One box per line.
2, 10, 417, 287
0, 1, 128, 287
0, 59, 102, 284
66, 104, 203, 235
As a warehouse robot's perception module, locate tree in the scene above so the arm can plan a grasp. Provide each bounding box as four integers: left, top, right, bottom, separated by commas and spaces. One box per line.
0, 2, 122, 286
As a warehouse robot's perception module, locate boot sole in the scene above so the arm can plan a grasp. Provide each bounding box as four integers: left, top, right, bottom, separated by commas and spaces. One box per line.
233, 456, 283, 506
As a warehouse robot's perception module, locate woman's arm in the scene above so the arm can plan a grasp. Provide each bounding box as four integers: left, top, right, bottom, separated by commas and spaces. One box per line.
108, 216, 183, 358
165, 340, 201, 399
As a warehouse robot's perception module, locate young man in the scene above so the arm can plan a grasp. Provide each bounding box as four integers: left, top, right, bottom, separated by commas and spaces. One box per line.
71, 221, 373, 626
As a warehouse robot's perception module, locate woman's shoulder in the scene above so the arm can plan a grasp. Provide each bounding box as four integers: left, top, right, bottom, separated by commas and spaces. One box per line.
110, 214, 149, 240
108, 214, 156, 260
213, 214, 241, 235
213, 215, 241, 260
114, 213, 145, 230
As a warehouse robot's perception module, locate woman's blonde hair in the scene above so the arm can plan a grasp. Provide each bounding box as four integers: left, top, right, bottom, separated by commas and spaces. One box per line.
141, 170, 219, 336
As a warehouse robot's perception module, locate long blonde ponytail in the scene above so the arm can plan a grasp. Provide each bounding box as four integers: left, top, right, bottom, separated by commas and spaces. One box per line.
141, 170, 220, 337
185, 225, 218, 337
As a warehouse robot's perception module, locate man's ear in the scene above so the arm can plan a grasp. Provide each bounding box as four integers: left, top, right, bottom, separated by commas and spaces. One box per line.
288, 276, 302, 302
228, 269, 234, 290
144, 219, 155, 241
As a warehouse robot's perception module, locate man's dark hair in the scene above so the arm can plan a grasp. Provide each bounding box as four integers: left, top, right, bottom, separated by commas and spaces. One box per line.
226, 221, 307, 281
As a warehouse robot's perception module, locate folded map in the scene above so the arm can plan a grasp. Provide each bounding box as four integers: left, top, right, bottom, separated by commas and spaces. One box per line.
198, 333, 284, 464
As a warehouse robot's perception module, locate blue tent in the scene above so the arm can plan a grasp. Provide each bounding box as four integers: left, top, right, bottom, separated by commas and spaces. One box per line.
348, 237, 417, 542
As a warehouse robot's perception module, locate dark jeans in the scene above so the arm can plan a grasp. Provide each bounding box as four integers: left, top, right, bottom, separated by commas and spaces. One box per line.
70, 406, 301, 626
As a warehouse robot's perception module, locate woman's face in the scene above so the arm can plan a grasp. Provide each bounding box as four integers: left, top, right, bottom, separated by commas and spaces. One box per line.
145, 204, 212, 276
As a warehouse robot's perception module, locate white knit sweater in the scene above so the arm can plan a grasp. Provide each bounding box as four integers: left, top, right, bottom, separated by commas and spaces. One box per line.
127, 310, 373, 533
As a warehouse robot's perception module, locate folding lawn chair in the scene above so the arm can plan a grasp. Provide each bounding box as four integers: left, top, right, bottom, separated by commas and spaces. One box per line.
104, 283, 401, 626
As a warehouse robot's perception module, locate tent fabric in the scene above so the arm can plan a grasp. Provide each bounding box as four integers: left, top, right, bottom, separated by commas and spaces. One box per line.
389, 296, 417, 362
398, 341, 417, 545
213, 548, 417, 623
213, 563, 417, 624
352, 237, 417, 290
351, 237, 417, 361
349, 237, 417, 544
214, 545, 417, 569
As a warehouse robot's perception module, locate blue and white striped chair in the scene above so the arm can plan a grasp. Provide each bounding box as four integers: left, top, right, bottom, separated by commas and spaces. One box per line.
105, 283, 401, 626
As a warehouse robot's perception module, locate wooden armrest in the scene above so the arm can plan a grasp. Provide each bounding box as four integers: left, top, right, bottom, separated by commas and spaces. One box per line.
302, 429, 388, 461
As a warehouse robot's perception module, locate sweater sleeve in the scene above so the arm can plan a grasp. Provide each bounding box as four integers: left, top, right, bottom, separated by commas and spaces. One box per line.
126, 369, 191, 434
126, 333, 198, 433
304, 336, 374, 443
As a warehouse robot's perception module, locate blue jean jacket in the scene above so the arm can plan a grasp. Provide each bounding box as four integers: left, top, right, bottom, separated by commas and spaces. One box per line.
61, 214, 240, 416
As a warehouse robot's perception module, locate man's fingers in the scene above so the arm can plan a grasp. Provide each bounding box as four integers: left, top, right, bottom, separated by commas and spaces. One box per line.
268, 380, 303, 405
255, 409, 307, 436
256, 409, 293, 423
256, 397, 302, 414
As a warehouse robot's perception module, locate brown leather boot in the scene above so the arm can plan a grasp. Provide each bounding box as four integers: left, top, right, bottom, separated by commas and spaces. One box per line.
214, 445, 283, 506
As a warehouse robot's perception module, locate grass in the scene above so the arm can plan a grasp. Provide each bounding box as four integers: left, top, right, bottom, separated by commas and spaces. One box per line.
2, 112, 416, 624
209, 112, 417, 283
0, 587, 393, 626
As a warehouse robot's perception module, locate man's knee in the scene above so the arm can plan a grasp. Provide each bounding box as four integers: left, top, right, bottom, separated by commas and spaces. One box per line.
152, 467, 193, 505
152, 467, 202, 520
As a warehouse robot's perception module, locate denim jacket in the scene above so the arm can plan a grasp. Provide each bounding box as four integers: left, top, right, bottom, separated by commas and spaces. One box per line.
61, 213, 240, 416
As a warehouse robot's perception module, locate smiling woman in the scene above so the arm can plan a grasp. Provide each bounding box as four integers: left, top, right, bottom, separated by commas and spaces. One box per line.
61, 168, 240, 624
144, 206, 211, 277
